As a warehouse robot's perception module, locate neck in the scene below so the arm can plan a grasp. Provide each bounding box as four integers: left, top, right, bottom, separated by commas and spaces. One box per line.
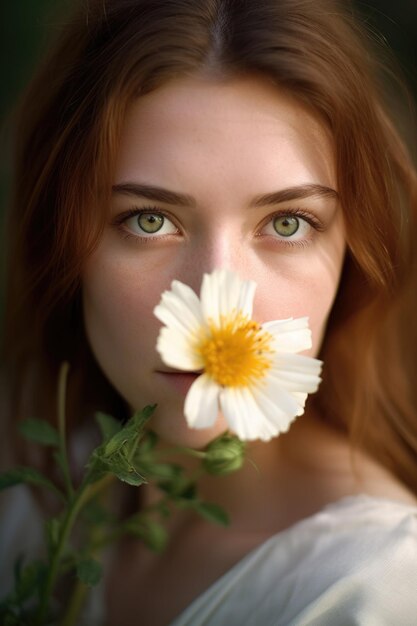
138, 408, 373, 536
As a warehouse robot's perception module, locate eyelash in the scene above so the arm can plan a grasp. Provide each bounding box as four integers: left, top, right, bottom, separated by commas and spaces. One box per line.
257, 208, 325, 248
112, 206, 325, 246
112, 206, 180, 243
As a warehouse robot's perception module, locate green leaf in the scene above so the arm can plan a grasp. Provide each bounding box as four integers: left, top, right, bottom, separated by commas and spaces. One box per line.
88, 449, 147, 487
102, 429, 133, 457
95, 412, 122, 442
124, 518, 168, 552
0, 558, 47, 611
157, 476, 197, 501
155, 468, 195, 499
101, 420, 140, 458
102, 405, 155, 457
15, 560, 46, 603
82, 499, 114, 526
111, 461, 147, 487
52, 449, 68, 479
76, 558, 103, 587
45, 518, 61, 555
86, 406, 157, 486
140, 462, 183, 481
132, 404, 157, 427
18, 418, 59, 447
0, 467, 61, 497
194, 502, 230, 526
83, 452, 108, 484
176, 481, 197, 500
158, 501, 171, 519
136, 430, 158, 454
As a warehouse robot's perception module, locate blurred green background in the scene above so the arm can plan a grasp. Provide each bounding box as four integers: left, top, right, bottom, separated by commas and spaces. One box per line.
1, 0, 417, 322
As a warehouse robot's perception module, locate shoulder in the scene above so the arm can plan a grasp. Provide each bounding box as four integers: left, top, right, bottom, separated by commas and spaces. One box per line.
271, 495, 417, 625
297, 493, 417, 548
171, 496, 417, 626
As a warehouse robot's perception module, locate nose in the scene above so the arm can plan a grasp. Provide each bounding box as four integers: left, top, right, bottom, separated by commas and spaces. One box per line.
182, 226, 247, 292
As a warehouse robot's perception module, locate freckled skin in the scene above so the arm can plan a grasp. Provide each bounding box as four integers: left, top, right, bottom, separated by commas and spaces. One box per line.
82, 75, 345, 448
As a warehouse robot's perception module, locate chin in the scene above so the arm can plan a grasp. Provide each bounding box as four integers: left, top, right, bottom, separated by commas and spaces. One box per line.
148, 409, 229, 450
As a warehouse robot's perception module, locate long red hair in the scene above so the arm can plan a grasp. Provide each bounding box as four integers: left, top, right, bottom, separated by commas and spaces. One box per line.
4, 0, 417, 492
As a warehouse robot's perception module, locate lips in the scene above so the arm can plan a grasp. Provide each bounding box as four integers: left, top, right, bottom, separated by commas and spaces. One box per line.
156, 370, 201, 395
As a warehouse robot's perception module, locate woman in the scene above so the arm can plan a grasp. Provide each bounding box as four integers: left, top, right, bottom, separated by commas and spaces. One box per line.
2, 0, 417, 624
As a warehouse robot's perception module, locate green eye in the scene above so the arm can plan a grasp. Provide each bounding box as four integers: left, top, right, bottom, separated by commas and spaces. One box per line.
273, 216, 299, 237
138, 213, 164, 233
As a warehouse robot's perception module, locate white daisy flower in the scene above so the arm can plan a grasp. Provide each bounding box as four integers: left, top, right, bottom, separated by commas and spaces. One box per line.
153, 269, 322, 442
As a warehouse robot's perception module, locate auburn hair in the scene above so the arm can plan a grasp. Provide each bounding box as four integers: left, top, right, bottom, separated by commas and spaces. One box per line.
4, 0, 417, 492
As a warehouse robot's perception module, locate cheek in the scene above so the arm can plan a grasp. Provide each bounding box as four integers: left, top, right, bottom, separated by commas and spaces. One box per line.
253, 249, 344, 357
302, 273, 340, 356
83, 281, 156, 353
81, 250, 167, 398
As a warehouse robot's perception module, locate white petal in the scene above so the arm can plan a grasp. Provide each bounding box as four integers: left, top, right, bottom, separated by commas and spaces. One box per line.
200, 269, 256, 325
272, 352, 322, 374
154, 302, 184, 335
252, 381, 301, 434
269, 370, 321, 393
200, 270, 221, 325
184, 374, 220, 428
270, 353, 322, 392
221, 379, 309, 442
236, 278, 256, 319
219, 387, 250, 440
156, 327, 204, 371
219, 387, 266, 441
154, 284, 203, 337
219, 270, 239, 318
170, 281, 205, 326
219, 270, 255, 319
245, 388, 284, 440
257, 377, 300, 419
262, 317, 312, 353
292, 392, 309, 414
218, 375, 312, 441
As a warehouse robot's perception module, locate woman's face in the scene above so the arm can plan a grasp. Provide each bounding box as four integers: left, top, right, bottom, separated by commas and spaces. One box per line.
82, 75, 345, 447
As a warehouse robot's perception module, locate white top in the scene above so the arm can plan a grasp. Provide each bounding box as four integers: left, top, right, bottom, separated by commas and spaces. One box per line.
169, 495, 417, 626
1, 491, 416, 625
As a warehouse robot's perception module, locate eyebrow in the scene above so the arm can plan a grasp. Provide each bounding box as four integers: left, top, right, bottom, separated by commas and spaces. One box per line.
112, 183, 196, 207
253, 183, 339, 206
112, 182, 338, 208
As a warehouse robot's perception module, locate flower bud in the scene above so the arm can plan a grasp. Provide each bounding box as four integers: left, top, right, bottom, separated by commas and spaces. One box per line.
203, 434, 246, 476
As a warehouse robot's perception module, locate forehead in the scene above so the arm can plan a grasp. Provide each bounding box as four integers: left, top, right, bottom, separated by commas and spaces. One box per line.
114, 75, 336, 196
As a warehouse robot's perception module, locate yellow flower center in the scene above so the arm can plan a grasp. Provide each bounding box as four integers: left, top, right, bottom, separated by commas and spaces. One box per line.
197, 312, 273, 387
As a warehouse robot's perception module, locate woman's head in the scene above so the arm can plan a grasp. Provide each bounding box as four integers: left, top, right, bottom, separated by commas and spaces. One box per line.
82, 74, 345, 447
5, 0, 417, 486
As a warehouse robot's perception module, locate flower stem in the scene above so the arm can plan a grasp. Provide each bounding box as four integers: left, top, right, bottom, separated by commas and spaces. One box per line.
88, 494, 171, 552
57, 362, 74, 499
155, 446, 206, 459
59, 580, 89, 626
35, 492, 85, 624
59, 488, 170, 625
35, 474, 114, 625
